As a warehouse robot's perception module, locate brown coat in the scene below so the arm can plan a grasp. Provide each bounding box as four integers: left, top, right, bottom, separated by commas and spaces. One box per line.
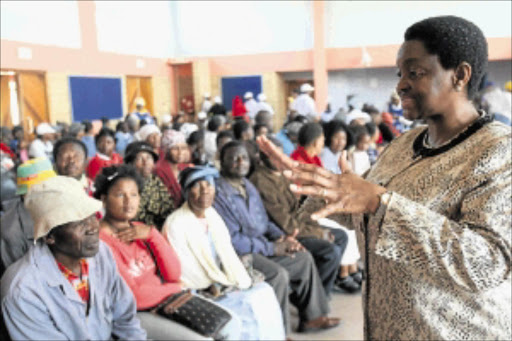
249, 165, 325, 239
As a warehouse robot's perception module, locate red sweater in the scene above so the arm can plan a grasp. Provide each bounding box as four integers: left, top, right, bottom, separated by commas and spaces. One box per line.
99, 227, 182, 310
86, 153, 123, 179
290, 146, 323, 167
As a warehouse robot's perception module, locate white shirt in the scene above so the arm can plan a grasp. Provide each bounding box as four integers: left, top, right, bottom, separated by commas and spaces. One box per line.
257, 101, 274, 115
202, 100, 212, 114
351, 150, 371, 176
291, 93, 317, 120
28, 139, 53, 160
245, 99, 260, 120
320, 147, 341, 174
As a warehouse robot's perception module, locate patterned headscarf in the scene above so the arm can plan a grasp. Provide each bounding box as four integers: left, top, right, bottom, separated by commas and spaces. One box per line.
161, 129, 186, 150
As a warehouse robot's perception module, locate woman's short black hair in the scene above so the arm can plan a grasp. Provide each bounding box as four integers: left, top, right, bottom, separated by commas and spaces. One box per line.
298, 123, 323, 147
350, 125, 370, 145
207, 116, 222, 132
365, 122, 377, 137
324, 120, 353, 150
404, 15, 488, 100
94, 127, 116, 146
219, 140, 246, 165
253, 124, 268, 135
93, 164, 144, 199
53, 137, 88, 161
82, 120, 93, 133
232, 120, 250, 140
187, 130, 204, 146
216, 130, 234, 146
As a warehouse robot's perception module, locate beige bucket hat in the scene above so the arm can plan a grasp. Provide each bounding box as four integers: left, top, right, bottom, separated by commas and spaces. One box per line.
24, 176, 103, 242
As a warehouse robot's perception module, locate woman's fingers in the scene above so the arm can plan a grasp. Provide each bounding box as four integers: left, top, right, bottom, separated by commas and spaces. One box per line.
339, 150, 353, 174
311, 200, 351, 220
285, 165, 338, 188
256, 135, 297, 170
289, 184, 342, 202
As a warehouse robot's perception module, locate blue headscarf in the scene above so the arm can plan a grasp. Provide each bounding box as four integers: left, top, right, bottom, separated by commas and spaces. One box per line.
179, 166, 219, 199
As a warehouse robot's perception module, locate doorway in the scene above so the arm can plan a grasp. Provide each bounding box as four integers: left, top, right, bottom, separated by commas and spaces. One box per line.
126, 76, 154, 114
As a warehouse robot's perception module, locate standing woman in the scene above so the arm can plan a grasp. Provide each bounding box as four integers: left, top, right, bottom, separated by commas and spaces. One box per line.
86, 128, 123, 179
258, 16, 511, 340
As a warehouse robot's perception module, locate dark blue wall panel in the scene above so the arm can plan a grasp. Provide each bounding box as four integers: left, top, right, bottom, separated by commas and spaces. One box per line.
221, 76, 262, 111
69, 76, 123, 122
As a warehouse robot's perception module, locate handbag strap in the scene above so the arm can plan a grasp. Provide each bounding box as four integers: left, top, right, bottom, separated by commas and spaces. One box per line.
143, 240, 164, 283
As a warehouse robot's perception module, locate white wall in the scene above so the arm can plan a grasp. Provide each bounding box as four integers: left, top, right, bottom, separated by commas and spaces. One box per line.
0, 1, 81, 48
325, 1, 512, 48
170, 1, 313, 57
94, 1, 174, 58
327, 61, 512, 113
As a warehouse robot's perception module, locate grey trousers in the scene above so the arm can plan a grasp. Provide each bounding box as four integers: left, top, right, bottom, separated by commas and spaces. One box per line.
252, 251, 330, 333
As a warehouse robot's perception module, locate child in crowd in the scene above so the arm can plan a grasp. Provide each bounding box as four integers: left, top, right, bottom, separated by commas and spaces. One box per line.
86, 128, 122, 179
350, 125, 372, 176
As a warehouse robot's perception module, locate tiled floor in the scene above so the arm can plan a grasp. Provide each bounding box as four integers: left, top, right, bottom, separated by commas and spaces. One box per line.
288, 290, 364, 341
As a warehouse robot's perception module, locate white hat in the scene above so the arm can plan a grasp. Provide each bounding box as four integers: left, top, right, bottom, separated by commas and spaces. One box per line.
300, 83, 314, 93
180, 123, 198, 139
204, 93, 210, 98
244, 92, 253, 99
135, 97, 146, 106
161, 114, 172, 125
36, 123, 56, 136
25, 176, 102, 241
214, 96, 222, 104
257, 93, 267, 101
197, 111, 207, 120
139, 124, 161, 141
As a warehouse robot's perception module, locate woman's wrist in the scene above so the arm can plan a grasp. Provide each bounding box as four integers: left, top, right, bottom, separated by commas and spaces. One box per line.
368, 187, 388, 214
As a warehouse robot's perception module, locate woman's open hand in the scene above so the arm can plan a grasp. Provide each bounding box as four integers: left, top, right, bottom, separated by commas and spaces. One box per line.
256, 135, 387, 220
116, 222, 152, 243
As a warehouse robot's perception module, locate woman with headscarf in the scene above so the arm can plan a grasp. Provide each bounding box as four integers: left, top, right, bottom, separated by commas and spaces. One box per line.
258, 16, 511, 341
153, 129, 192, 208
162, 166, 285, 340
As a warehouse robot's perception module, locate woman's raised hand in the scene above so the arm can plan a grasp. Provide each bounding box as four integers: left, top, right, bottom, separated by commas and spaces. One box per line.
256, 135, 386, 220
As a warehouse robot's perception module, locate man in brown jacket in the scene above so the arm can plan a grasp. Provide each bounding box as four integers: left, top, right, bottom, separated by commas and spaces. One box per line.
250, 137, 357, 295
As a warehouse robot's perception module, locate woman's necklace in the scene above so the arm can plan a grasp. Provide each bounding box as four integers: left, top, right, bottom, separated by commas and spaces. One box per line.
413, 111, 493, 159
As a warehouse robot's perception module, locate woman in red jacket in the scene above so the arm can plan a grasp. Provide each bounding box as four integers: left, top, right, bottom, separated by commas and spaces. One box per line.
94, 165, 240, 341
290, 122, 325, 167
86, 128, 122, 179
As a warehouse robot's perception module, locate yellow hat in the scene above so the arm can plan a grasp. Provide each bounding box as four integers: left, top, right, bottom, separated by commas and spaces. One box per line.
16, 158, 57, 195
505, 81, 512, 92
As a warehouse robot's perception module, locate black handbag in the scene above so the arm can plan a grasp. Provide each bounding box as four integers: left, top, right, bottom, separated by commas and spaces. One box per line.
143, 241, 232, 339
155, 291, 232, 340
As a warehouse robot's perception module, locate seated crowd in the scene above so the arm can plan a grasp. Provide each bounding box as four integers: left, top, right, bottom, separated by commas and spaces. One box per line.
1, 94, 412, 340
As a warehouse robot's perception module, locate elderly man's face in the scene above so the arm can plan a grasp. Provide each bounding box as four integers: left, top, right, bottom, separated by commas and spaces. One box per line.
56, 143, 87, 180
46, 214, 100, 259
221, 145, 250, 179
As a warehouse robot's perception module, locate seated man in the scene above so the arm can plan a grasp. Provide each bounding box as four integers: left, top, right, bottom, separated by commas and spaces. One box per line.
250, 137, 350, 295
213, 141, 340, 333
0, 158, 57, 273
1, 176, 146, 340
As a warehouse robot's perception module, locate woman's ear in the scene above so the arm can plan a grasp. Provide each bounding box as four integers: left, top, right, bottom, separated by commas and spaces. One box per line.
453, 62, 472, 92
101, 194, 107, 207
45, 235, 55, 246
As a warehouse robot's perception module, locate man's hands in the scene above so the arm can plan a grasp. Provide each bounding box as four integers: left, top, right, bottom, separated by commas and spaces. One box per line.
274, 229, 305, 257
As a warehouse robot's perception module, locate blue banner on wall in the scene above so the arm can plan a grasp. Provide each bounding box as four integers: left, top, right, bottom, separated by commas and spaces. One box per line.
221, 75, 262, 111
69, 76, 123, 122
